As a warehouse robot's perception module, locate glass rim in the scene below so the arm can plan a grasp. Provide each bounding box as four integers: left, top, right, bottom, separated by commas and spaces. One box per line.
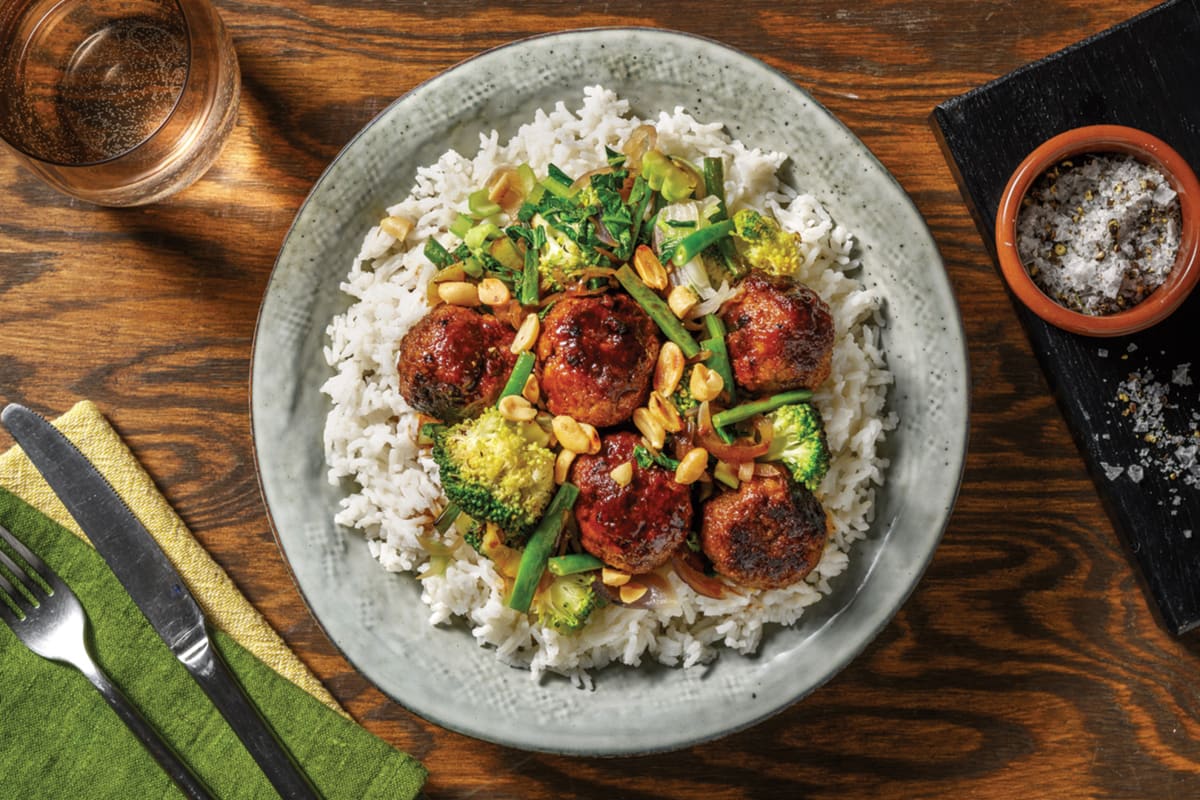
0, 0, 194, 168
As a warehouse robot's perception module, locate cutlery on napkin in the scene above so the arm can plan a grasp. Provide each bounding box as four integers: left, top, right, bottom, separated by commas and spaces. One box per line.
0, 400, 427, 799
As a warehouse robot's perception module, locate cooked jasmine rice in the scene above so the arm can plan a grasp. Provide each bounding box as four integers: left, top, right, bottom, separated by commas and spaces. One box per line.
322, 86, 895, 682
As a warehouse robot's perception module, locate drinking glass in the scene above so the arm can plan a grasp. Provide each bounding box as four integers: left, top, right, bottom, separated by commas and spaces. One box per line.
0, 0, 240, 206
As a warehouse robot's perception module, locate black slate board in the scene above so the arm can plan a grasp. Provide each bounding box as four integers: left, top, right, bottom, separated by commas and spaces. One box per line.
932, 0, 1200, 636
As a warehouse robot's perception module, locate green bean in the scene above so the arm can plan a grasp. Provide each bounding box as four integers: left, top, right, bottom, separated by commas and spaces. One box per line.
507, 483, 581, 612
614, 265, 701, 358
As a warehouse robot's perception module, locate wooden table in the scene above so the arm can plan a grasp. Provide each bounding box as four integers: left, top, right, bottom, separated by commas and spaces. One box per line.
3, 1, 1197, 797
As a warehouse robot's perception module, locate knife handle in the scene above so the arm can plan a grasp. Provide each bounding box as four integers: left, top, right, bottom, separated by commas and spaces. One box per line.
77, 657, 214, 800
183, 633, 320, 799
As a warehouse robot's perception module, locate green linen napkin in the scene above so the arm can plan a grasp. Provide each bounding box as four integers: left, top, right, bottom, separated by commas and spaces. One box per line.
0, 466, 426, 797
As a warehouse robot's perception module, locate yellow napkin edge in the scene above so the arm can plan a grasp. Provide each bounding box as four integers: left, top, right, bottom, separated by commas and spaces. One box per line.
0, 400, 346, 717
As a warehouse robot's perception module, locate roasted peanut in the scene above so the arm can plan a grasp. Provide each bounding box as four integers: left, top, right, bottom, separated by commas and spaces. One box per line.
487, 168, 522, 209
632, 407, 666, 450
675, 447, 709, 485
689, 363, 724, 402
477, 277, 511, 306
379, 215, 413, 241
497, 394, 537, 422
654, 341, 685, 396
511, 312, 540, 354
609, 460, 634, 487
619, 582, 648, 604
437, 281, 481, 307
602, 567, 631, 587
648, 391, 683, 433
554, 448, 576, 484
633, 244, 669, 290
521, 373, 540, 405
667, 284, 699, 318
552, 415, 600, 454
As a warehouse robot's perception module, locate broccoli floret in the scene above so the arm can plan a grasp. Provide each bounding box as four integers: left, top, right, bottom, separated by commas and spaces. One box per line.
732, 208, 802, 277
428, 407, 556, 539
462, 517, 485, 553
765, 402, 830, 491
531, 571, 598, 633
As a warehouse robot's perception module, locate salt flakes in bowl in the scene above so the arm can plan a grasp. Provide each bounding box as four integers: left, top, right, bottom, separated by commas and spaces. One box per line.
995, 125, 1200, 337
1016, 154, 1180, 315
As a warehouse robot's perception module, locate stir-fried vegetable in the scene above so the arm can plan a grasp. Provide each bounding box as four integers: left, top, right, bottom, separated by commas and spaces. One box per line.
507, 482, 581, 613
405, 123, 841, 635
614, 264, 702, 357
425, 408, 556, 540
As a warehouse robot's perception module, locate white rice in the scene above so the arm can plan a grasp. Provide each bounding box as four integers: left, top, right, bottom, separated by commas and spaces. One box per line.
322, 86, 895, 684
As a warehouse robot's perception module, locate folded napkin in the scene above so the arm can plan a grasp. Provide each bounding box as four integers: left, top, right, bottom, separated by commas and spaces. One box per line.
0, 401, 426, 799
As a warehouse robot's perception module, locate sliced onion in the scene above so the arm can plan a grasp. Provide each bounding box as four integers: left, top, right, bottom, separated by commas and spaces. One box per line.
593, 566, 676, 609
623, 124, 658, 171
696, 401, 770, 462
671, 552, 729, 599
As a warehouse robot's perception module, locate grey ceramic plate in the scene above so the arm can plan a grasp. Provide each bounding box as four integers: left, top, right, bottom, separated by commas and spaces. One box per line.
252, 27, 968, 756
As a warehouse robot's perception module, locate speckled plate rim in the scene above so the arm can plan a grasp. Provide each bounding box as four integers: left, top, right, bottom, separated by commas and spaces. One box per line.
251, 27, 969, 756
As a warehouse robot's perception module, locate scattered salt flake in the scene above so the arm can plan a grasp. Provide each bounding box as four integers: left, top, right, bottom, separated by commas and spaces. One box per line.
1128, 343, 1139, 353
1098, 348, 1109, 358
1127, 464, 1145, 483
1101, 462, 1125, 480
1111, 367, 1200, 489
1185, 530, 1194, 539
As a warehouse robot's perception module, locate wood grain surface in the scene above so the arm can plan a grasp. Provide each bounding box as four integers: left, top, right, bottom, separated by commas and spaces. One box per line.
2, 1, 1198, 798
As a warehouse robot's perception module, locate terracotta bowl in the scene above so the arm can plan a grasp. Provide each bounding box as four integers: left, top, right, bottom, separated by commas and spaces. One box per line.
994, 124, 1200, 336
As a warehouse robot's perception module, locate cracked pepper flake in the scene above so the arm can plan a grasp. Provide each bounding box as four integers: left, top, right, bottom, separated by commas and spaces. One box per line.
1017, 154, 1180, 315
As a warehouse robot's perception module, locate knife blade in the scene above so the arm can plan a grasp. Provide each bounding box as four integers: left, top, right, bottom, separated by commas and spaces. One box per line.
2, 403, 319, 800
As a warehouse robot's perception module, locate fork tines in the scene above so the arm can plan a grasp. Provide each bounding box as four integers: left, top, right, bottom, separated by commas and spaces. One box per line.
0, 522, 55, 621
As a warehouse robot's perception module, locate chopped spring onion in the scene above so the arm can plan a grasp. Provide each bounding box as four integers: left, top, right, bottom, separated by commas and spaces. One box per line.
498, 351, 537, 401
434, 501, 461, 534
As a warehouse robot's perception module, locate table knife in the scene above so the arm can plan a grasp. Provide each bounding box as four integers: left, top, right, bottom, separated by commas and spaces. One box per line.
1, 403, 320, 800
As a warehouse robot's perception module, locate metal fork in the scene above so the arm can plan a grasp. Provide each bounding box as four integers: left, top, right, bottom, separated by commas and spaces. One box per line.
0, 522, 213, 799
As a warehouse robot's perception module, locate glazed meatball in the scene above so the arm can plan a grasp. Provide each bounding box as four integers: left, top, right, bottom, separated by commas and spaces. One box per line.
701, 473, 827, 589
395, 303, 517, 422
571, 431, 693, 574
537, 293, 660, 427
720, 272, 834, 394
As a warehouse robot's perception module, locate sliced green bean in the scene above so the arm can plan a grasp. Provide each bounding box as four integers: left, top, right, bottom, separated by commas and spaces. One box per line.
614, 264, 701, 358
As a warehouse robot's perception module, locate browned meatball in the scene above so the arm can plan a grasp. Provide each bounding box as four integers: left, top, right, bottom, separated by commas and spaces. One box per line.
571, 431, 693, 574
720, 272, 834, 394
701, 473, 827, 589
537, 293, 660, 427
395, 303, 517, 422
